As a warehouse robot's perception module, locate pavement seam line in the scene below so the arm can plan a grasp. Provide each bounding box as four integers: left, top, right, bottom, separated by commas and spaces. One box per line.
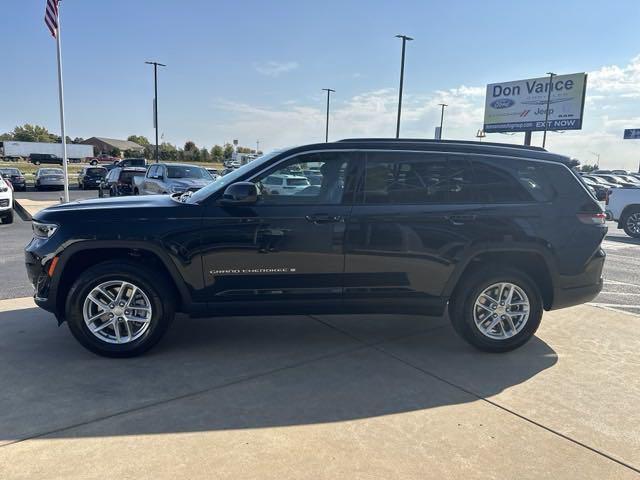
306, 315, 640, 474
0, 322, 442, 449
371, 344, 640, 475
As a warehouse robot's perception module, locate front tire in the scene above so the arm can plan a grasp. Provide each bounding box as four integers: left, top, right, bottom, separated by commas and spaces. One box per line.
65, 261, 175, 357
2, 210, 13, 224
449, 267, 543, 352
622, 209, 640, 238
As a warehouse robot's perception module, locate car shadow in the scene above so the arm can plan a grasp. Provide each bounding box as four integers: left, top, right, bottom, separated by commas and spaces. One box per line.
0, 308, 557, 443
605, 235, 640, 246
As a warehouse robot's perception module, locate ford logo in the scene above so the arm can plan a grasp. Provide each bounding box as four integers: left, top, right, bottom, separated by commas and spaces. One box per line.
491, 98, 515, 109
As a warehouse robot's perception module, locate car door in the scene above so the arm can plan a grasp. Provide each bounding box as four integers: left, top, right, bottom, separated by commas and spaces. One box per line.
343, 150, 483, 315
143, 165, 158, 194
199, 151, 360, 313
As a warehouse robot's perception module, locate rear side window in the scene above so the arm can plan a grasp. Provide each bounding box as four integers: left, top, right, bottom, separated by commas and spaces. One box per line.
362, 152, 556, 205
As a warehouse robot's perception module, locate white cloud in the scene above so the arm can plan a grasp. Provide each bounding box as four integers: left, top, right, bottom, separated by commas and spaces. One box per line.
214, 54, 640, 171
253, 61, 299, 77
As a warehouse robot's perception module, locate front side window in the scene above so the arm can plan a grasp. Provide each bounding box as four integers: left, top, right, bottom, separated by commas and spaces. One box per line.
253, 152, 351, 205
167, 166, 208, 179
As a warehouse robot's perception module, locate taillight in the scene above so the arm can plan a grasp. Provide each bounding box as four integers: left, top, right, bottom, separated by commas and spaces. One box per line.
577, 212, 606, 225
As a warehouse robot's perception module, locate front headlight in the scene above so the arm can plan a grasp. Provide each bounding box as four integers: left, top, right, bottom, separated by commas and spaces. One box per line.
170, 185, 186, 193
32, 221, 58, 239
0, 186, 7, 192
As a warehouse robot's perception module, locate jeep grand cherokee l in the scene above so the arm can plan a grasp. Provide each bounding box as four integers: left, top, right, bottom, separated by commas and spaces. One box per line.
25, 139, 606, 357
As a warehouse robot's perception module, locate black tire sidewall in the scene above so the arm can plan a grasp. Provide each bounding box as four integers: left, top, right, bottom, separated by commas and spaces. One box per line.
65, 262, 174, 357
451, 268, 543, 352
622, 209, 640, 238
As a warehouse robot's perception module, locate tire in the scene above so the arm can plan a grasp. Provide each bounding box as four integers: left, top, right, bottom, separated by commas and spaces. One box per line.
2, 210, 13, 224
449, 267, 543, 353
65, 260, 175, 357
134, 188, 139, 195
90, 160, 97, 166
622, 208, 640, 238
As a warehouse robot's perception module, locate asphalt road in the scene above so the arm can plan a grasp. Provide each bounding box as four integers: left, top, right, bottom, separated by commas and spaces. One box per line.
1, 209, 638, 314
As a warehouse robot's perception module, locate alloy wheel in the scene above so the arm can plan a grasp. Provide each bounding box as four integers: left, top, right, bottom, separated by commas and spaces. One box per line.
82, 280, 153, 344
626, 213, 640, 235
472, 282, 530, 340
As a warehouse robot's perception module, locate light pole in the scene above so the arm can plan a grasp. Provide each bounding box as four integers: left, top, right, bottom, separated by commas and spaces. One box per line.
542, 72, 555, 148
322, 88, 335, 142
395, 34, 413, 138
438, 103, 447, 139
145, 61, 166, 162
256, 140, 260, 154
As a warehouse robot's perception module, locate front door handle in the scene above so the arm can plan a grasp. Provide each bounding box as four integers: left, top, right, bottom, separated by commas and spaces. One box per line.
305, 213, 343, 224
447, 214, 477, 225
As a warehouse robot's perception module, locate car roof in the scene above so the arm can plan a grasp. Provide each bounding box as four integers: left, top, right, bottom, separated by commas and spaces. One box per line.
274, 138, 574, 165
159, 163, 202, 168
121, 167, 147, 171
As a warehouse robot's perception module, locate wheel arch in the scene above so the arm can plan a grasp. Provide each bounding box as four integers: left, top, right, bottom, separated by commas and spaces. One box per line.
446, 248, 555, 310
53, 242, 191, 318
618, 204, 640, 228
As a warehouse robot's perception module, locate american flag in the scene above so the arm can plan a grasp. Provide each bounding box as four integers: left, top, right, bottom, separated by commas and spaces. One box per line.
44, 0, 59, 38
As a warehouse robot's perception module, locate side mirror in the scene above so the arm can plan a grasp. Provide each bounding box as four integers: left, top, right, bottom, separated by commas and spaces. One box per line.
221, 182, 258, 205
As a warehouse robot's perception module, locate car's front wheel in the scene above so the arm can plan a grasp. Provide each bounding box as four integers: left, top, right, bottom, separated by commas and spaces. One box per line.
65, 261, 175, 357
449, 267, 543, 352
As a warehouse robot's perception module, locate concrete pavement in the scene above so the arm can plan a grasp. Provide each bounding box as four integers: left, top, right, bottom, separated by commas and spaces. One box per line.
0, 301, 638, 479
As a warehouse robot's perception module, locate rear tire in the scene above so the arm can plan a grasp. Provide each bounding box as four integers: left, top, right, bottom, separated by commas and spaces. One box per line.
65, 261, 175, 357
622, 208, 640, 238
2, 210, 13, 224
449, 267, 543, 352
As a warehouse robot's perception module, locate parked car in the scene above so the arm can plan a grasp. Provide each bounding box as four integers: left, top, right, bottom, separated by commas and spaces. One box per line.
605, 187, 640, 237
611, 169, 628, 175
261, 174, 311, 195
581, 177, 608, 200
77, 166, 107, 190
132, 163, 214, 195
34, 168, 65, 191
592, 174, 637, 188
116, 158, 147, 168
25, 139, 607, 357
103, 167, 146, 196
0, 176, 13, 224
205, 168, 219, 179
582, 175, 619, 189
30, 153, 62, 166
0, 167, 27, 191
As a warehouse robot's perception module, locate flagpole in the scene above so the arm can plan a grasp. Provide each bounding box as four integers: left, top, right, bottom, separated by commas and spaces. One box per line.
55, 2, 69, 203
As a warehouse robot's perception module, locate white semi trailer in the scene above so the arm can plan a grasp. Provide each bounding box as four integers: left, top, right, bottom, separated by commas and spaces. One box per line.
0, 140, 93, 161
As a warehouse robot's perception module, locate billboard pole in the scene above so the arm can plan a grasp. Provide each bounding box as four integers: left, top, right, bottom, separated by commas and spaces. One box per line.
542, 72, 555, 148
524, 131, 532, 146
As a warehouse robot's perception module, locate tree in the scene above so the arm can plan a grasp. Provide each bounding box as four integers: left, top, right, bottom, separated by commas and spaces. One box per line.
159, 142, 178, 161
72, 137, 85, 144
0, 132, 14, 141
110, 147, 121, 158
580, 164, 598, 173
200, 147, 210, 162
184, 140, 197, 152
210, 145, 224, 161
223, 143, 234, 159
127, 135, 150, 146
11, 124, 58, 143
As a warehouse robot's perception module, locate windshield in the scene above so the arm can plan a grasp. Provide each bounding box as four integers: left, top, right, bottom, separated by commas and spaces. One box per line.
167, 165, 210, 179
187, 150, 284, 203
86, 168, 106, 176
0, 168, 20, 175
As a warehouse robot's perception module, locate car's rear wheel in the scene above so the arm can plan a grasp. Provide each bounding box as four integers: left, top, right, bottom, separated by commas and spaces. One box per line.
2, 210, 13, 224
622, 209, 640, 238
65, 261, 175, 357
449, 267, 543, 352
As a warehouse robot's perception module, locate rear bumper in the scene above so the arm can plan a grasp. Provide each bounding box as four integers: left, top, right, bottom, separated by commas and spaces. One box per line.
549, 248, 605, 310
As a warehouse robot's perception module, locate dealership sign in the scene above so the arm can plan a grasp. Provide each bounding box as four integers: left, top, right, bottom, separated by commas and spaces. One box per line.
483, 73, 587, 133
623, 129, 640, 139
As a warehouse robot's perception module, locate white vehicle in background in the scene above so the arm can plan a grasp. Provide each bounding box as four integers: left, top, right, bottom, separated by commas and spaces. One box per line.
0, 176, 14, 224
261, 174, 310, 195
606, 187, 640, 237
1, 140, 93, 162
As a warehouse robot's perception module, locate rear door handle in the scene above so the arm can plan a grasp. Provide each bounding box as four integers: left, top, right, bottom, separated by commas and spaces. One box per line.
447, 214, 477, 225
305, 213, 343, 224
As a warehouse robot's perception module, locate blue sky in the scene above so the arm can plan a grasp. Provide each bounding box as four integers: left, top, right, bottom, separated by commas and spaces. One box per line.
2, 0, 640, 168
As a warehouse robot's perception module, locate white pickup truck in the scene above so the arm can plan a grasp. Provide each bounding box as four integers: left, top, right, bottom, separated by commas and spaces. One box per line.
606, 187, 640, 237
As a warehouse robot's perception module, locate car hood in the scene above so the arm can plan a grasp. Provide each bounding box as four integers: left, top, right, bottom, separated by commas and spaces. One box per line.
33, 194, 183, 223
169, 179, 211, 188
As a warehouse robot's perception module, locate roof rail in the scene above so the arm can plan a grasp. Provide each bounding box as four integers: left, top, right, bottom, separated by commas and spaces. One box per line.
336, 138, 547, 152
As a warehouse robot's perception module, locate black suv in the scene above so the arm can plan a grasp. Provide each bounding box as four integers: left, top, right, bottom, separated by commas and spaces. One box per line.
77, 166, 108, 190
29, 153, 63, 165
25, 139, 606, 357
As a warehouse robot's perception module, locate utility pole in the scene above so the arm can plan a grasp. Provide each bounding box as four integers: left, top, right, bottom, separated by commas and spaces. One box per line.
438, 103, 447, 140
256, 139, 260, 154
542, 72, 555, 148
322, 88, 335, 142
590, 151, 600, 168
145, 61, 166, 162
395, 34, 413, 138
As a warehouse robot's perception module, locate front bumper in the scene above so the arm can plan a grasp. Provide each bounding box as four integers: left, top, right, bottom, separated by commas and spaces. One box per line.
25, 244, 59, 318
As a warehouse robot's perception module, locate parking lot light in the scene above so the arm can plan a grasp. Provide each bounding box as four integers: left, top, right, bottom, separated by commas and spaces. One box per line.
395, 34, 413, 139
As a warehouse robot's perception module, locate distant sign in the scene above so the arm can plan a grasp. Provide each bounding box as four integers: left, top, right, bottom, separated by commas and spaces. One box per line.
483, 73, 587, 133
623, 129, 640, 139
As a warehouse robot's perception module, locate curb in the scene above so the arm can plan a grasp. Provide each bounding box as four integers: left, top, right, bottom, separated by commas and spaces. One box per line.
13, 200, 33, 222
